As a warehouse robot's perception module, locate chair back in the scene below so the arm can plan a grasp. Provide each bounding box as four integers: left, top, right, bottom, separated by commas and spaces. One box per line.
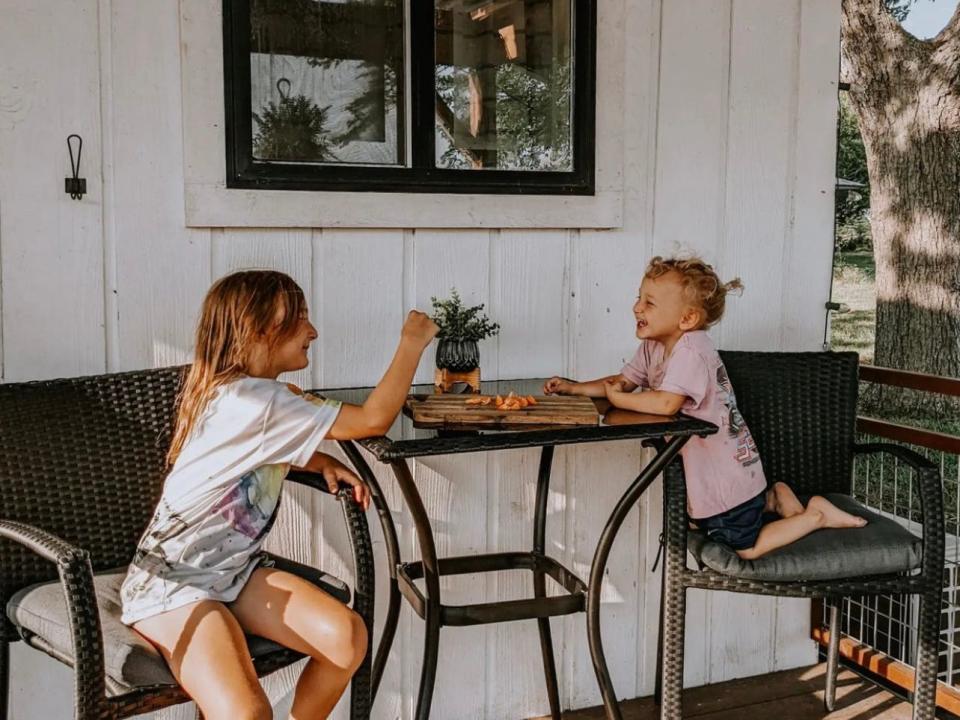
718, 351, 859, 498
0, 366, 184, 639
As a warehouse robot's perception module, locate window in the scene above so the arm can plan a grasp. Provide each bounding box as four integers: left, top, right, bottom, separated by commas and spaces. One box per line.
223, 0, 596, 194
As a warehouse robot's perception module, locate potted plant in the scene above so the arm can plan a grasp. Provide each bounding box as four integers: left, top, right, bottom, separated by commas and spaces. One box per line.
430, 288, 500, 372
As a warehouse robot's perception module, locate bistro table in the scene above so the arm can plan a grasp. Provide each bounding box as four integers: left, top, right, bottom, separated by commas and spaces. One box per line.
314, 379, 717, 720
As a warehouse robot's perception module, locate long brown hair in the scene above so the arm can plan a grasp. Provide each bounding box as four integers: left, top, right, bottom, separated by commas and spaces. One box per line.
167, 270, 307, 466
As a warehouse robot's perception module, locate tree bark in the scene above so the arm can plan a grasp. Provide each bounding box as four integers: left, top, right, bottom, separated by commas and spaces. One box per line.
841, 0, 960, 414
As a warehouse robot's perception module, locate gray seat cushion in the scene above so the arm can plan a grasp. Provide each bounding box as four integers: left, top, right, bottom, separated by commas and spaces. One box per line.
687, 493, 922, 582
6, 554, 350, 695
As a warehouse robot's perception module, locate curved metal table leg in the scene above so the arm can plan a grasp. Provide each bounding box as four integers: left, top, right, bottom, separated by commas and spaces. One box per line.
533, 446, 562, 719
0, 638, 8, 720
339, 441, 403, 704
587, 435, 690, 720
390, 459, 443, 720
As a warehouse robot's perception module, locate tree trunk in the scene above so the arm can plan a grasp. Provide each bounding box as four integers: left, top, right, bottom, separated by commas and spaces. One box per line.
841, 0, 960, 415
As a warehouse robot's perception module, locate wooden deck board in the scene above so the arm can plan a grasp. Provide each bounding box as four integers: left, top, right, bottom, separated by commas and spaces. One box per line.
529, 664, 914, 719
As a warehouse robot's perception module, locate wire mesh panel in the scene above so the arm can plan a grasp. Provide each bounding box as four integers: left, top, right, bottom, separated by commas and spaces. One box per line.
827, 432, 960, 686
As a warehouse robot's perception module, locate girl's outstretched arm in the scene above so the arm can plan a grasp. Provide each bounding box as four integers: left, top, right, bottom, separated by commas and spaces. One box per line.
327, 311, 438, 440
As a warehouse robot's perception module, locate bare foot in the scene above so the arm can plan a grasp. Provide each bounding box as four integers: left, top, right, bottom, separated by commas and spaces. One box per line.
807, 496, 867, 529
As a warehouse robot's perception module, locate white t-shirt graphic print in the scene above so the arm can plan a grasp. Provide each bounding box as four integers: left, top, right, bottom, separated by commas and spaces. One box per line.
120, 377, 341, 625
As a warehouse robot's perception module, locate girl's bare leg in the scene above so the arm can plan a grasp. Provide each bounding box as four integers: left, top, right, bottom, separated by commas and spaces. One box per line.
229, 567, 368, 720
806, 495, 868, 529
738, 495, 867, 561
764, 481, 804, 518
133, 601, 271, 720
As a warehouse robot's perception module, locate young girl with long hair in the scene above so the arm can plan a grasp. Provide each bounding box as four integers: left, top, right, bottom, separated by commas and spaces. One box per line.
120, 270, 438, 720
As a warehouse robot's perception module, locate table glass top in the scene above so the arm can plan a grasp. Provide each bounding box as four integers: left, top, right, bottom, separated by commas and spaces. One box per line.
313, 378, 717, 461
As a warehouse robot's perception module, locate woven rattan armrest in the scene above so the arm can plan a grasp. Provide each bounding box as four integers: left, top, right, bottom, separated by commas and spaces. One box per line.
853, 443, 945, 586
0, 519, 109, 714
284, 470, 375, 719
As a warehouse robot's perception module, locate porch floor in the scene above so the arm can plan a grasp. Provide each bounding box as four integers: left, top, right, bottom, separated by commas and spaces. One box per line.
530, 663, 914, 719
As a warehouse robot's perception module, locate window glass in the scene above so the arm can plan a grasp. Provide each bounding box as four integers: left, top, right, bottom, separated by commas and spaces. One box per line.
435, 0, 573, 171
249, 0, 405, 165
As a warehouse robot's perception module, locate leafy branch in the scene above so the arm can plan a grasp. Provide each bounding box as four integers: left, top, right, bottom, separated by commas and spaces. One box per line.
430, 288, 500, 342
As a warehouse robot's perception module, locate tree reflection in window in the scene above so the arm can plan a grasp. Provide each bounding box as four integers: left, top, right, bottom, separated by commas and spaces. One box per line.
435, 0, 573, 171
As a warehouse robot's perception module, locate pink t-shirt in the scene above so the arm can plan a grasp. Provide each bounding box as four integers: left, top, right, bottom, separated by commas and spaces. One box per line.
620, 331, 766, 518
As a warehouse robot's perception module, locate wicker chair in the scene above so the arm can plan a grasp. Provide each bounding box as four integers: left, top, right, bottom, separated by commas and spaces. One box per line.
657, 351, 944, 720
0, 366, 375, 720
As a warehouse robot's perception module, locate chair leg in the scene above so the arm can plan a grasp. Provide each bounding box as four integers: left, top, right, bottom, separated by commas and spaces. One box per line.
654, 554, 666, 706
823, 599, 841, 711
912, 588, 941, 720
659, 581, 686, 720
0, 638, 8, 720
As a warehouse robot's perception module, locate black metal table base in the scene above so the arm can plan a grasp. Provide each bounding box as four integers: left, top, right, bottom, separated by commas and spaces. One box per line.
398, 552, 586, 626
588, 435, 689, 720
339, 434, 692, 720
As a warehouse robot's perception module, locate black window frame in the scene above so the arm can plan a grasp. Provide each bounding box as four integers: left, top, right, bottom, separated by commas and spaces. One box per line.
223, 0, 596, 195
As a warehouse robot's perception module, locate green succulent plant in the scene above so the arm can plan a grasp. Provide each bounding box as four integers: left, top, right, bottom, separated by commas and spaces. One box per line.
430, 289, 500, 342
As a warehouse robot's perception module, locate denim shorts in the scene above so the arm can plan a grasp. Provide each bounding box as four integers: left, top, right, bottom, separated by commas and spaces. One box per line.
695, 490, 768, 551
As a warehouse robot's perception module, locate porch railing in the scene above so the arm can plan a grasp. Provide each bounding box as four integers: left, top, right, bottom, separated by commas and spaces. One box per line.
812, 365, 960, 712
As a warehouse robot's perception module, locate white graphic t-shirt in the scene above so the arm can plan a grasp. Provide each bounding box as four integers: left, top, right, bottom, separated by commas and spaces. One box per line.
120, 377, 341, 625
620, 331, 767, 519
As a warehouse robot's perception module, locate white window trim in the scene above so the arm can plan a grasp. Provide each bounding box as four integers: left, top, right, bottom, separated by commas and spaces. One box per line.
179, 0, 624, 229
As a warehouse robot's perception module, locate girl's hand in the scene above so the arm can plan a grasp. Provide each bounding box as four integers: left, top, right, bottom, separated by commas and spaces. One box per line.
543, 376, 575, 395
311, 453, 370, 511
401, 310, 440, 350
604, 377, 627, 393
604, 379, 624, 406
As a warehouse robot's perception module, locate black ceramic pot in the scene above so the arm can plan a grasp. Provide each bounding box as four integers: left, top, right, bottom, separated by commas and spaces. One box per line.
435, 338, 480, 371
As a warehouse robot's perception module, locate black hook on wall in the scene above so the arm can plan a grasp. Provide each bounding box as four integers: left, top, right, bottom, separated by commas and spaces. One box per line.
65, 134, 86, 200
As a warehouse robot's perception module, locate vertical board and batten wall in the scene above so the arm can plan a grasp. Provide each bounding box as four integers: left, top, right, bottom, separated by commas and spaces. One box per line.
0, 0, 840, 718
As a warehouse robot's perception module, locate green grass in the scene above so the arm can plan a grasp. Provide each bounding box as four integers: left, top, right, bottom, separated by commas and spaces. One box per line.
830, 250, 877, 364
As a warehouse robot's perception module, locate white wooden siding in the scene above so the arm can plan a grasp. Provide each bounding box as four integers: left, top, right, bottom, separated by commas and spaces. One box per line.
0, 0, 840, 718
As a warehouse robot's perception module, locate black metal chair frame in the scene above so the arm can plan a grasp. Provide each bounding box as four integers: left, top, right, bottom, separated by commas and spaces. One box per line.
0, 367, 377, 720
652, 351, 945, 720
336, 409, 714, 720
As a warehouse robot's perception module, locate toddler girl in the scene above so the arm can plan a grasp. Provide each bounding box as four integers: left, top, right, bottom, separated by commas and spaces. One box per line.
120, 270, 438, 720
544, 256, 865, 560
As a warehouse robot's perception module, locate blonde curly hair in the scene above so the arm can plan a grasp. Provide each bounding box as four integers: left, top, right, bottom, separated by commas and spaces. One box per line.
644, 256, 743, 328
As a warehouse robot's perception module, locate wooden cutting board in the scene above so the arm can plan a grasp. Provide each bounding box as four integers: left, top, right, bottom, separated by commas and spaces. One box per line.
407, 393, 600, 426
